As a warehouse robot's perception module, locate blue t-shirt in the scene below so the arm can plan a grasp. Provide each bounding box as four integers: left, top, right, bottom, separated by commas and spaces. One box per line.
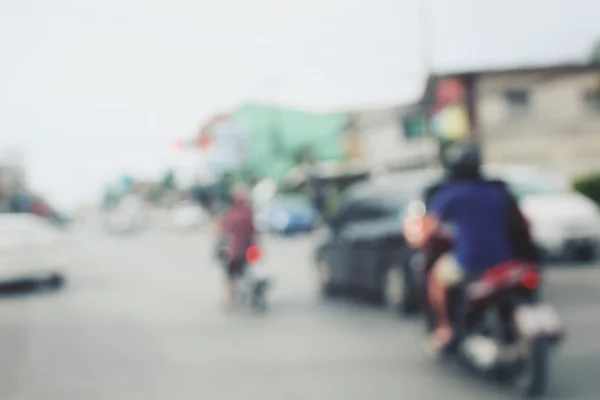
429, 180, 515, 277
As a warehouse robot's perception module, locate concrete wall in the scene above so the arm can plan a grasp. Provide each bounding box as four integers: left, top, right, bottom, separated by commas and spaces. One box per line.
350, 107, 438, 170
477, 71, 600, 171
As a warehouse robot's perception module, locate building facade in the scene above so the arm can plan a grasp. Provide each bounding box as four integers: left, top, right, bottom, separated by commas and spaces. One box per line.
476, 68, 600, 173
421, 64, 600, 177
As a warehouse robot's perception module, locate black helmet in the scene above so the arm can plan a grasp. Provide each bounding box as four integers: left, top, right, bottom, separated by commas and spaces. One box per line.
443, 140, 481, 180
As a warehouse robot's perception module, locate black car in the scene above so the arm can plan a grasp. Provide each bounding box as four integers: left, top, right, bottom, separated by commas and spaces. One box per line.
313, 169, 442, 315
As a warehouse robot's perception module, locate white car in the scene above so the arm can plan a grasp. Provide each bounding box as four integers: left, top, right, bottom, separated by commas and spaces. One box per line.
485, 165, 600, 260
105, 210, 144, 233
172, 202, 206, 230
0, 213, 69, 287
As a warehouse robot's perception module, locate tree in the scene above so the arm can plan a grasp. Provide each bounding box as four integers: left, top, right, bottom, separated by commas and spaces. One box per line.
147, 184, 163, 204
103, 187, 118, 210
294, 146, 316, 166
121, 175, 134, 193
161, 169, 177, 190
588, 40, 600, 64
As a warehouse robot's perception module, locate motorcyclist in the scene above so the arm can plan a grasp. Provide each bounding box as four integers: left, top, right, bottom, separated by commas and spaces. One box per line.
218, 183, 256, 310
404, 140, 539, 353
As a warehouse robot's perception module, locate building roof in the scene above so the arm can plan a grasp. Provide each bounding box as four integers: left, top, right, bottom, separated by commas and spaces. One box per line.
436, 62, 598, 78
283, 159, 371, 187
420, 61, 600, 104
345, 168, 442, 202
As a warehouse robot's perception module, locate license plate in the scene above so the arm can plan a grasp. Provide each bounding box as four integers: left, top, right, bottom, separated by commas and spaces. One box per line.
250, 263, 269, 280
514, 303, 563, 337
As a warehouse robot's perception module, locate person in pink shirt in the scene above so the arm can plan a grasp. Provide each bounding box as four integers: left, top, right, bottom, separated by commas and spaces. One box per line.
219, 184, 256, 309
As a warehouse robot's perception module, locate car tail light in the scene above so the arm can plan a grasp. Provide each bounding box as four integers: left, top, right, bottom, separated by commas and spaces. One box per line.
246, 245, 262, 264
521, 269, 540, 290
523, 215, 531, 231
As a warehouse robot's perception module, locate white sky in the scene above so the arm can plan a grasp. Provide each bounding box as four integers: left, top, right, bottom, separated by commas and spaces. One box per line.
1, 0, 599, 211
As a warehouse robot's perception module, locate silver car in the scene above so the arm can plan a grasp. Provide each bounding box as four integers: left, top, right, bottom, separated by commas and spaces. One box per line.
486, 164, 600, 260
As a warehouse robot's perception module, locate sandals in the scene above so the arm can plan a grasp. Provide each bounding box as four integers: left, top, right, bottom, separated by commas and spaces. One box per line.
424, 326, 454, 359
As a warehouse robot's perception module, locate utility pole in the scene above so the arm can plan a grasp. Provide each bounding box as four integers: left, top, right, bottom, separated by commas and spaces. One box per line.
418, 0, 434, 77
417, 0, 436, 167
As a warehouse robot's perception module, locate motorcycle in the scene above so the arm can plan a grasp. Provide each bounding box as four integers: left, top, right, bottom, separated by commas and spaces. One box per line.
420, 259, 564, 398
236, 244, 271, 312
215, 239, 271, 312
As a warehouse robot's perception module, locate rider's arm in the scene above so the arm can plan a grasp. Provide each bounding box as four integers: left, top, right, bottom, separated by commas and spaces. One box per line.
424, 188, 456, 241
403, 188, 454, 248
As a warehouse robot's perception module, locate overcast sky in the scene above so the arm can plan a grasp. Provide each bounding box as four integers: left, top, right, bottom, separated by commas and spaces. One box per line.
1, 0, 599, 210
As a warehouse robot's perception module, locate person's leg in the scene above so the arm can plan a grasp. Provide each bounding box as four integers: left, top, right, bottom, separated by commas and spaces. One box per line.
428, 254, 464, 345
223, 260, 240, 310
428, 266, 452, 344
223, 276, 235, 310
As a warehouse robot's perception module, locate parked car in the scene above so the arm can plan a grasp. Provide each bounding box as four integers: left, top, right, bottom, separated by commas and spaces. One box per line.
313, 169, 441, 314
171, 200, 207, 231
256, 194, 318, 235
485, 164, 600, 261
0, 212, 69, 288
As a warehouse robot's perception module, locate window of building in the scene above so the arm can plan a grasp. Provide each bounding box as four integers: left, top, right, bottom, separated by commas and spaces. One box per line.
583, 89, 600, 112
504, 89, 530, 116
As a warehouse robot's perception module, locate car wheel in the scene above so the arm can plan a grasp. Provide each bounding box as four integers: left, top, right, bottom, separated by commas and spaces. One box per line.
47, 273, 66, 290
316, 258, 336, 298
382, 266, 417, 315
383, 266, 404, 310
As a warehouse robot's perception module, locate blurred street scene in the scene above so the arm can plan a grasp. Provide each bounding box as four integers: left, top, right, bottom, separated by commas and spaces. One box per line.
2, 0, 600, 399
0, 227, 599, 399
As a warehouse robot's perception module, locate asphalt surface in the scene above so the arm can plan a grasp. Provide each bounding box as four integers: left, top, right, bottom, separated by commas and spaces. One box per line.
0, 224, 599, 400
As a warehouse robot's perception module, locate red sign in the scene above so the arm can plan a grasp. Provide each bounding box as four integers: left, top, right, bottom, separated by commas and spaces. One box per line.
197, 133, 211, 149
436, 78, 466, 105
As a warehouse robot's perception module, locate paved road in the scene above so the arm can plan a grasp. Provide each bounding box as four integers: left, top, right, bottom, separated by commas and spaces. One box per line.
0, 226, 599, 399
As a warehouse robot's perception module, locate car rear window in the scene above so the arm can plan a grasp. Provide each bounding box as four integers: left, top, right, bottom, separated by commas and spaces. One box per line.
359, 196, 407, 221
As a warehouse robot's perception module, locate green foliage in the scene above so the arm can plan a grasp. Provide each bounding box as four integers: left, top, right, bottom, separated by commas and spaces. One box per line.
589, 40, 600, 64
294, 146, 316, 165
161, 170, 177, 190
572, 171, 600, 205
147, 184, 163, 204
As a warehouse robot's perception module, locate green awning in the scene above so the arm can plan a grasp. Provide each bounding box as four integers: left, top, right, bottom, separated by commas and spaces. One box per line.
234, 103, 348, 181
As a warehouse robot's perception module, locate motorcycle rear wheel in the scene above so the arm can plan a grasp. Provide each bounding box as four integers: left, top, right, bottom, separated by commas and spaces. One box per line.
251, 282, 268, 312
516, 338, 549, 398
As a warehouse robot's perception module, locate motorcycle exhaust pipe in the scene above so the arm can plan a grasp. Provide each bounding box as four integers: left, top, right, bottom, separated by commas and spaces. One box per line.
462, 335, 500, 370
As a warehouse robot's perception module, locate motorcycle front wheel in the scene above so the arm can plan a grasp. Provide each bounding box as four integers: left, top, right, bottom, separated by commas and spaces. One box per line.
516, 338, 549, 398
